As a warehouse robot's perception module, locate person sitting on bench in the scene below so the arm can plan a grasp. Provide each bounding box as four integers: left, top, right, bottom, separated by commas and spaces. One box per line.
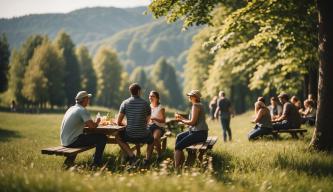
148, 90, 166, 161
60, 91, 107, 166
116, 83, 154, 165
248, 100, 273, 140
300, 99, 316, 126
174, 90, 208, 168
272, 93, 301, 130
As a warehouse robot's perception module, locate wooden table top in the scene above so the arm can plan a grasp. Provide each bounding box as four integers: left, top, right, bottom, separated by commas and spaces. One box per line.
83, 125, 125, 135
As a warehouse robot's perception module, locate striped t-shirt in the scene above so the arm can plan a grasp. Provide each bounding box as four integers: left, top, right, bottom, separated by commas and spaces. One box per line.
119, 96, 151, 138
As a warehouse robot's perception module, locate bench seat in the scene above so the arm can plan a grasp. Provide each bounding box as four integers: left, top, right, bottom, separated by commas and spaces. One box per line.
272, 128, 307, 139
185, 136, 218, 165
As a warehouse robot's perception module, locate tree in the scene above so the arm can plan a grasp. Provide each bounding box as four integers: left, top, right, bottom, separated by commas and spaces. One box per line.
149, 0, 333, 150
8, 35, 45, 105
76, 45, 97, 100
309, 0, 333, 151
0, 33, 10, 93
93, 47, 122, 108
151, 57, 184, 108
54, 31, 81, 106
22, 40, 65, 107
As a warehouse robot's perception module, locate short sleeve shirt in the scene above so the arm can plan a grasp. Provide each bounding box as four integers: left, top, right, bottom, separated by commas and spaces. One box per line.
218, 98, 231, 119
119, 96, 151, 138
282, 102, 301, 129
60, 104, 91, 146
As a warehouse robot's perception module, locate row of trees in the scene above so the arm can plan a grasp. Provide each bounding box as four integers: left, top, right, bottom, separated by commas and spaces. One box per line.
1, 32, 184, 109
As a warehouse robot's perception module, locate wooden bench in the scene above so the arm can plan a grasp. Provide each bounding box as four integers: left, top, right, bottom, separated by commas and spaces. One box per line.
185, 136, 218, 166
41, 145, 95, 166
130, 135, 168, 156
272, 128, 307, 139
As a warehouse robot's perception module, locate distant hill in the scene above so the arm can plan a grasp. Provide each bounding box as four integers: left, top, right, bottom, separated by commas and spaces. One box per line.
0, 6, 199, 72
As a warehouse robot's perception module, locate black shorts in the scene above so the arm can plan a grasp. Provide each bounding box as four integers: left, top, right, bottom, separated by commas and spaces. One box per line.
119, 130, 154, 144
148, 123, 165, 136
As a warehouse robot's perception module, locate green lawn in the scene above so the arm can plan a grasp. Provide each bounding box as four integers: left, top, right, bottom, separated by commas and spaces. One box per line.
0, 111, 333, 192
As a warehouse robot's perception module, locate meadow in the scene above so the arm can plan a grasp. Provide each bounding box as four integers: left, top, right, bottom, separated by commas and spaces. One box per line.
0, 110, 333, 192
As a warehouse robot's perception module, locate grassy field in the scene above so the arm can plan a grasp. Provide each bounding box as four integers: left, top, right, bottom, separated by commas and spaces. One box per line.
0, 111, 333, 192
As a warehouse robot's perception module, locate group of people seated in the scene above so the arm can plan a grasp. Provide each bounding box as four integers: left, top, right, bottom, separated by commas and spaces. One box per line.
60, 83, 208, 168
248, 93, 317, 140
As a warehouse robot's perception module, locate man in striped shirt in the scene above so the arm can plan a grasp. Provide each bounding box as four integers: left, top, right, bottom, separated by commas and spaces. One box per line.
116, 83, 154, 165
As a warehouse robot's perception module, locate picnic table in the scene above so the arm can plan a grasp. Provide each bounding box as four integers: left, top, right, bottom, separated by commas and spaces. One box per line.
41, 124, 125, 166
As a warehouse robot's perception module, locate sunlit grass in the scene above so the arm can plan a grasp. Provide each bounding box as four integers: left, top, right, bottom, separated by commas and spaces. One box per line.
0, 111, 332, 191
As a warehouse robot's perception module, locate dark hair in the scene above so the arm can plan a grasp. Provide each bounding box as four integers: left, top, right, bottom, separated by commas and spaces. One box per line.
129, 83, 141, 96
150, 90, 160, 104
257, 97, 265, 104
270, 97, 277, 102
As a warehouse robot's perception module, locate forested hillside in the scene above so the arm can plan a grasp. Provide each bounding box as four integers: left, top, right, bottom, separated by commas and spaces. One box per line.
0, 6, 199, 72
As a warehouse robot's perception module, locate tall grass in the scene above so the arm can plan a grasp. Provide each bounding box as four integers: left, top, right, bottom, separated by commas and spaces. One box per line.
0, 111, 332, 191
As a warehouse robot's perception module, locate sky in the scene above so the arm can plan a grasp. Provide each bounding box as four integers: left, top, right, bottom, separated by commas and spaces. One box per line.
0, 0, 151, 18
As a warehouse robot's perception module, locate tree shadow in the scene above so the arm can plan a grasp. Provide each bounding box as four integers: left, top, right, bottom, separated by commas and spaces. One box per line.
211, 151, 234, 183
273, 152, 333, 177
0, 127, 22, 142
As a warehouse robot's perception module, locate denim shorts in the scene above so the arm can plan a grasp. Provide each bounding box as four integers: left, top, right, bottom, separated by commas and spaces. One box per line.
148, 123, 165, 136
119, 130, 154, 144
175, 130, 208, 150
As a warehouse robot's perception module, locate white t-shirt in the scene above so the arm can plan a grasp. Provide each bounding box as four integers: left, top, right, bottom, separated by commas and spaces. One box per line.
60, 104, 91, 146
150, 104, 165, 128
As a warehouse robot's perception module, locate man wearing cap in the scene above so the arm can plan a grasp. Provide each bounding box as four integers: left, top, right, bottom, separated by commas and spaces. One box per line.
214, 91, 234, 142
60, 91, 107, 166
116, 83, 154, 165
272, 93, 301, 130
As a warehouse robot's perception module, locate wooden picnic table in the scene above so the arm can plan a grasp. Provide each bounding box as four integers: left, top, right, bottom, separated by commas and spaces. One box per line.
83, 124, 125, 135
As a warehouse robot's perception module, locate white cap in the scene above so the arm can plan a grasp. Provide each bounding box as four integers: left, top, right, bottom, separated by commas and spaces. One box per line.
75, 91, 92, 101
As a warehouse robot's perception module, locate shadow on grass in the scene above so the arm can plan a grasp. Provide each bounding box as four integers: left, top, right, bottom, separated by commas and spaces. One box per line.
273, 151, 333, 177
0, 127, 22, 142
211, 151, 234, 183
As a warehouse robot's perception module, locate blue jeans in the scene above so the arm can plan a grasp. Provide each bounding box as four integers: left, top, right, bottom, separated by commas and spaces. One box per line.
248, 124, 273, 140
220, 117, 231, 141
67, 133, 107, 165
175, 130, 208, 150
272, 120, 291, 130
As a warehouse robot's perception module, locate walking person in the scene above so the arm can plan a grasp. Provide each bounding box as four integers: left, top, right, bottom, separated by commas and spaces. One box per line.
209, 96, 218, 120
215, 91, 234, 142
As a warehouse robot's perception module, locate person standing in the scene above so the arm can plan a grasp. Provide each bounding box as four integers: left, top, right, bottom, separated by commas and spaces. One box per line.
60, 91, 107, 166
214, 91, 234, 142
209, 96, 218, 120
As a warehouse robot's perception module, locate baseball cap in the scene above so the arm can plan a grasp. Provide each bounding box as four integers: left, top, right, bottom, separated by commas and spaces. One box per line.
186, 90, 201, 98
75, 91, 92, 100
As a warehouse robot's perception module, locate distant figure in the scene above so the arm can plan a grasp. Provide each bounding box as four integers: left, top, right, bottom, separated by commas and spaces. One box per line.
60, 91, 107, 166
248, 100, 273, 140
257, 97, 266, 104
215, 91, 234, 142
148, 90, 166, 160
267, 97, 282, 120
272, 93, 301, 130
209, 96, 218, 120
307, 94, 317, 108
300, 100, 316, 126
116, 83, 154, 166
10, 100, 16, 112
174, 90, 208, 168
291, 96, 302, 111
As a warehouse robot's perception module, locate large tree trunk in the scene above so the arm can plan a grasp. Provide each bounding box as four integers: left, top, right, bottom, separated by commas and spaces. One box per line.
310, 0, 333, 151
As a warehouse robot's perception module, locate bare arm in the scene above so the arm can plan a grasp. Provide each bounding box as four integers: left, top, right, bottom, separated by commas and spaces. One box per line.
84, 119, 100, 128
252, 109, 264, 123
117, 113, 125, 126
180, 105, 199, 126
214, 107, 220, 118
151, 108, 166, 123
